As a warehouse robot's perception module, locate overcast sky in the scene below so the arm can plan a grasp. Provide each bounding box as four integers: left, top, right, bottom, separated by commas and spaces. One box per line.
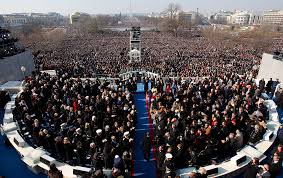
0, 0, 282, 15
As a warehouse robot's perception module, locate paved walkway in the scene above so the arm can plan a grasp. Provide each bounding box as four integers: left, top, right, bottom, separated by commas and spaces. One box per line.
132, 91, 157, 178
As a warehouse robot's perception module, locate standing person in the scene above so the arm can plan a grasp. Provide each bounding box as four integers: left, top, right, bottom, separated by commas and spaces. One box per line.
142, 132, 152, 162
269, 153, 282, 178
244, 157, 260, 178
113, 155, 125, 175
63, 137, 73, 164
266, 78, 273, 95
156, 145, 165, 177
163, 153, 175, 178
144, 78, 149, 93
257, 164, 271, 178
259, 79, 266, 93
48, 163, 63, 178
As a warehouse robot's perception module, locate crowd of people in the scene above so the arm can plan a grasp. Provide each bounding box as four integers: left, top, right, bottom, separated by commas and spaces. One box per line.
0, 27, 24, 59
146, 73, 282, 177
21, 29, 283, 78
244, 144, 283, 178
13, 71, 139, 178
8, 27, 282, 178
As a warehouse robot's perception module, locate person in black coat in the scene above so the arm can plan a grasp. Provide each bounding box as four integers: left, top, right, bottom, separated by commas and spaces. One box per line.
103, 141, 113, 169
266, 78, 273, 94
175, 143, 185, 168
75, 141, 86, 166
156, 145, 165, 169
244, 157, 260, 178
163, 153, 175, 178
142, 132, 152, 162
144, 79, 149, 92
93, 152, 104, 171
269, 153, 282, 178
63, 137, 73, 164
259, 79, 266, 92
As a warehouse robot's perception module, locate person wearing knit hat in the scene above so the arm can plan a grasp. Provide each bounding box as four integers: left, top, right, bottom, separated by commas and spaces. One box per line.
96, 129, 102, 135
165, 153, 173, 159
113, 155, 125, 174
105, 125, 110, 131
123, 131, 130, 138
163, 153, 175, 178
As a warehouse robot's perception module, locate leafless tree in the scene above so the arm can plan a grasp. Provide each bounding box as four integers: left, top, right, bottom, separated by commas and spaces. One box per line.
160, 3, 185, 36
166, 3, 181, 19
72, 16, 99, 34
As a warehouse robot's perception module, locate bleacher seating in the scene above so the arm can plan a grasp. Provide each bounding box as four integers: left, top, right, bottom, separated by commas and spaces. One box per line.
0, 27, 25, 59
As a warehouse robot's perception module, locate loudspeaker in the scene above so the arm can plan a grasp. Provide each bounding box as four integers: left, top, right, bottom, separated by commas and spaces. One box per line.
205, 165, 218, 175
231, 154, 247, 166
40, 155, 56, 166
13, 135, 25, 147
4, 102, 15, 114
3, 113, 13, 123
264, 131, 274, 141
3, 122, 17, 133
73, 166, 91, 176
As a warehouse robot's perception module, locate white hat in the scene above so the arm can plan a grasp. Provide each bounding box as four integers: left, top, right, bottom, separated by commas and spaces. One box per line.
90, 142, 95, 147
60, 123, 67, 128
115, 155, 119, 159
105, 125, 110, 131
165, 153, 173, 159
96, 129, 102, 134
123, 131, 130, 137
76, 128, 81, 133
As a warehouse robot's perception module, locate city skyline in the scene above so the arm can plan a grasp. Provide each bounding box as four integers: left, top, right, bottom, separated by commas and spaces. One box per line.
0, 0, 282, 16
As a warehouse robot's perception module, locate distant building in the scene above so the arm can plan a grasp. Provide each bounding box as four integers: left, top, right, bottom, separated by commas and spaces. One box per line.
3, 15, 28, 27
249, 12, 264, 25
182, 11, 210, 25
210, 11, 233, 24
28, 12, 64, 25
230, 11, 251, 26
211, 10, 265, 26
69, 12, 91, 24
263, 10, 283, 25
181, 11, 199, 23
147, 12, 160, 18
0, 12, 65, 27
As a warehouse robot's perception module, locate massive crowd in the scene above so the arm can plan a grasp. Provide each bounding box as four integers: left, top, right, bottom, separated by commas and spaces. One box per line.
6, 28, 281, 178
147, 74, 282, 178
13, 71, 138, 178
0, 27, 24, 59
22, 29, 283, 78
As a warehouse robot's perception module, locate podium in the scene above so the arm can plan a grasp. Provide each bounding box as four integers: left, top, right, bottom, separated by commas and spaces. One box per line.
230, 153, 247, 166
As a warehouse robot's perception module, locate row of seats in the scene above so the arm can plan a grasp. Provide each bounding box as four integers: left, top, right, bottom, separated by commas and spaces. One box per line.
0, 27, 24, 59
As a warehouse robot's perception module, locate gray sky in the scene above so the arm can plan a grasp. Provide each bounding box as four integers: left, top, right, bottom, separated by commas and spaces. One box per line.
0, 0, 282, 15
